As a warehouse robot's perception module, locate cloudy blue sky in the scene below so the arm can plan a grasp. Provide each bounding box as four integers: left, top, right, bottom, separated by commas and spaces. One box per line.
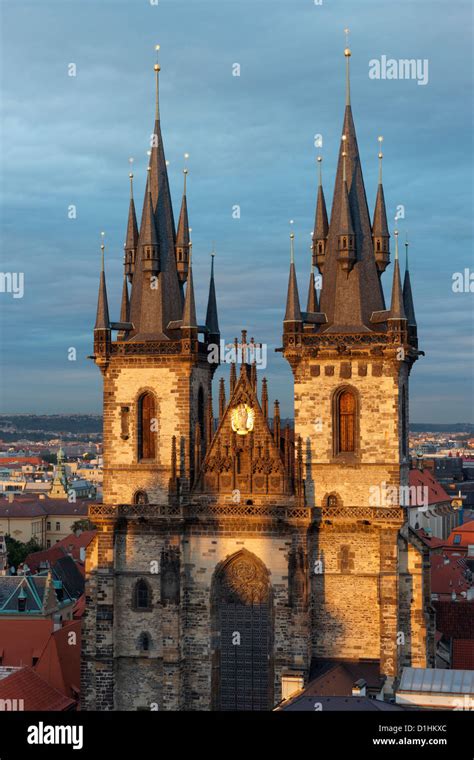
0, 0, 472, 421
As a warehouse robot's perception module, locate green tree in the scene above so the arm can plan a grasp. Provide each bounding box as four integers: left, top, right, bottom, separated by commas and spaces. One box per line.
5, 535, 43, 570
70, 519, 96, 534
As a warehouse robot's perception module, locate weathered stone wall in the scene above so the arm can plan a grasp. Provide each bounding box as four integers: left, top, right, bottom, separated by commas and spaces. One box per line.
311, 525, 381, 660
102, 356, 211, 505
294, 358, 407, 508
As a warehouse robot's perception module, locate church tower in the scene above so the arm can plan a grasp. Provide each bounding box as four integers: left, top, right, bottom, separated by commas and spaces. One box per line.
282, 41, 434, 689
82, 55, 221, 710
82, 41, 434, 713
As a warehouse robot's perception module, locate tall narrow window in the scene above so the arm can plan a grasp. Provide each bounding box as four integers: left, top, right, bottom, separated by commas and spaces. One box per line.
134, 579, 151, 611
138, 392, 156, 461
338, 390, 356, 453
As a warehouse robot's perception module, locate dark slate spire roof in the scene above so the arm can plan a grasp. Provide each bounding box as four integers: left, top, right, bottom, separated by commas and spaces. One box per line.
318, 59, 386, 333
139, 172, 159, 247
314, 176, 329, 241
125, 184, 139, 251
403, 240, 417, 326
119, 271, 129, 324
339, 170, 355, 236
373, 183, 389, 238
128, 64, 183, 341
94, 245, 110, 330
205, 253, 219, 334
176, 179, 190, 250
284, 234, 302, 322
182, 257, 197, 328
389, 233, 406, 320
306, 268, 319, 313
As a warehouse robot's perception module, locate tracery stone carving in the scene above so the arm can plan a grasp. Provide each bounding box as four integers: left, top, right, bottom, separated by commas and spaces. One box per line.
217, 550, 270, 605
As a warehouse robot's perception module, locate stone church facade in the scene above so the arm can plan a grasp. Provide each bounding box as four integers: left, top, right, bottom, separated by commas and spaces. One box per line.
81, 46, 435, 711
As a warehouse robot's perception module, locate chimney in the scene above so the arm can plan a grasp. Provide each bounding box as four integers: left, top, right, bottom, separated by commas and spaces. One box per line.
352, 679, 367, 697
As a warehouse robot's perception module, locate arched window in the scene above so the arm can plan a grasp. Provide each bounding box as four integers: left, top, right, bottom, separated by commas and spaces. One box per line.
318, 243, 323, 254
376, 240, 381, 252
138, 392, 156, 461
343, 236, 347, 248
337, 389, 356, 454
327, 494, 338, 508
134, 579, 151, 611
139, 632, 150, 652
133, 490, 148, 506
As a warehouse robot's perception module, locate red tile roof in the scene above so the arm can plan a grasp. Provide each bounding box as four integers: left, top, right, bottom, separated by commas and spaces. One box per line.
446, 520, 474, 547
35, 620, 81, 700
452, 640, 474, 670
0, 495, 91, 519
0, 619, 53, 667
434, 600, 474, 639
0, 667, 75, 711
25, 532, 96, 574
408, 468, 450, 506
0, 457, 46, 466
431, 554, 470, 598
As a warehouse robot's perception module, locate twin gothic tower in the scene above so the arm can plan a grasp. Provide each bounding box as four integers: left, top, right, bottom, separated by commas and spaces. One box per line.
82, 47, 434, 712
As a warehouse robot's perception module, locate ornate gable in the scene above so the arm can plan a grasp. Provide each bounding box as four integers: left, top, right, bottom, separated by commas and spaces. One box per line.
193, 364, 289, 499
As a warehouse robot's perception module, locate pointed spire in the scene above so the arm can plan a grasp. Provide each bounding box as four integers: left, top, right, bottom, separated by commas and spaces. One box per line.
261, 377, 268, 420
140, 168, 159, 249
176, 155, 190, 285
205, 250, 220, 337
339, 137, 354, 235
284, 231, 302, 322
94, 234, 110, 330
344, 28, 351, 106
117, 266, 130, 341
306, 266, 319, 313
230, 340, 237, 396
125, 159, 139, 282
372, 136, 390, 276
129, 47, 182, 339
273, 400, 281, 446
403, 236, 417, 327
218, 377, 226, 420
119, 270, 129, 324
181, 243, 197, 328
312, 156, 329, 272
206, 391, 214, 448
317, 37, 386, 332
154, 44, 161, 120
389, 230, 406, 320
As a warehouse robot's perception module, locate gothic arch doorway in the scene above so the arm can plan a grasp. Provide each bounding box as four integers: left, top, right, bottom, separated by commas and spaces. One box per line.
211, 549, 273, 711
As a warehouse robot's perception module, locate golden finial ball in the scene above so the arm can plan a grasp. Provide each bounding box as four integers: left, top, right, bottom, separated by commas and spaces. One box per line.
183, 168, 188, 175
394, 229, 399, 236
344, 48, 351, 57
317, 155, 322, 163
290, 232, 295, 239
129, 172, 134, 179
154, 63, 161, 72
341, 134, 347, 141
